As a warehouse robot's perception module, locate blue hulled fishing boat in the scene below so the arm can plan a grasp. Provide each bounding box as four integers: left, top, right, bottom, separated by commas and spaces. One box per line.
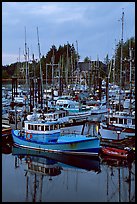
12, 128, 100, 156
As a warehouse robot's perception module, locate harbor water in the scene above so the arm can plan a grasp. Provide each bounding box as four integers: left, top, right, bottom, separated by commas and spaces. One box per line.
2, 131, 135, 202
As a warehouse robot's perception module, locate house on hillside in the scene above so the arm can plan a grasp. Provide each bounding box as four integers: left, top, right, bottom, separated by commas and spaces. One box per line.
73, 61, 107, 88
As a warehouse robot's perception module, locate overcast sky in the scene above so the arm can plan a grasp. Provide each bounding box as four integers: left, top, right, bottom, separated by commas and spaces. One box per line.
2, 2, 135, 66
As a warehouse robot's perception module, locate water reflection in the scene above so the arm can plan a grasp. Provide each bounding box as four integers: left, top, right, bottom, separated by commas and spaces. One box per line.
101, 155, 135, 202
12, 146, 101, 202
2, 142, 135, 202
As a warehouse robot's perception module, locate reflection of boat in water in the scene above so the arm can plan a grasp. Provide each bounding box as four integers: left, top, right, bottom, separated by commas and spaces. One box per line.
100, 151, 135, 202
101, 155, 134, 168
12, 146, 101, 202
12, 146, 101, 172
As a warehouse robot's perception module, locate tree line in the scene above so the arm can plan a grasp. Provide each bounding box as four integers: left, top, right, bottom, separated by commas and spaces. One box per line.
2, 37, 135, 87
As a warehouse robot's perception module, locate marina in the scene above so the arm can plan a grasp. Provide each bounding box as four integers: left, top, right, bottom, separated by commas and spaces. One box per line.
2, 37, 135, 202
2, 2, 135, 202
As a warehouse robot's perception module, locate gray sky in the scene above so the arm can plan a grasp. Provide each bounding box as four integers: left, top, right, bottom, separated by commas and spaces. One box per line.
2, 2, 135, 66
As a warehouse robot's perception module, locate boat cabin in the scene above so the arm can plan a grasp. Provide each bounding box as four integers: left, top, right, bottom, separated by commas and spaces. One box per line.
24, 120, 66, 133
105, 111, 135, 127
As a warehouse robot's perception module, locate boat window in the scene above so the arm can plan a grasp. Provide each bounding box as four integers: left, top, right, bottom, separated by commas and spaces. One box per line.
54, 124, 58, 130
28, 124, 30, 130
38, 126, 41, 131
45, 125, 49, 131
124, 119, 127, 124
127, 119, 132, 125
41, 167, 45, 173
110, 117, 116, 122
59, 124, 63, 128
34, 165, 38, 171
34, 125, 37, 130
132, 119, 135, 125
41, 125, 44, 131
28, 125, 33, 130
119, 118, 123, 124
50, 125, 53, 130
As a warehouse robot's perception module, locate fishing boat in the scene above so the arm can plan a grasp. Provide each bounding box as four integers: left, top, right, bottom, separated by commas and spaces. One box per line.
26, 107, 87, 128
27, 108, 70, 124
23, 108, 84, 140
99, 110, 135, 140
63, 104, 92, 122
56, 97, 92, 122
12, 106, 97, 155
100, 146, 134, 160
12, 127, 100, 156
87, 100, 108, 115
12, 112, 100, 158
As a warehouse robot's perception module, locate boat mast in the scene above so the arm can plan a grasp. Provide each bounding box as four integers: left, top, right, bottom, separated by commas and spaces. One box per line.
25, 27, 28, 92
120, 10, 124, 88
51, 46, 54, 100
32, 53, 37, 108
113, 39, 116, 84
17, 47, 21, 83
27, 47, 30, 89
66, 41, 69, 89
76, 40, 80, 88
37, 27, 43, 109
119, 10, 124, 111
52, 46, 54, 88
70, 45, 74, 86
129, 39, 132, 114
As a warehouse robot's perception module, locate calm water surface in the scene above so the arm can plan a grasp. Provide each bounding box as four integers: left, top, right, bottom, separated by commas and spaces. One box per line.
2, 143, 135, 202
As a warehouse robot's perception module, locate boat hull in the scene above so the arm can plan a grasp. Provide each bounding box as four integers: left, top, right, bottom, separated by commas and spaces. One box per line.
100, 147, 135, 161
91, 109, 108, 115
2, 127, 13, 143
12, 130, 100, 156
99, 124, 135, 140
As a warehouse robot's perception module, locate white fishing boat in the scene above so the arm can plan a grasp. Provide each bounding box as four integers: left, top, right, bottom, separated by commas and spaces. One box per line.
99, 110, 135, 140
88, 100, 108, 115
55, 96, 92, 122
